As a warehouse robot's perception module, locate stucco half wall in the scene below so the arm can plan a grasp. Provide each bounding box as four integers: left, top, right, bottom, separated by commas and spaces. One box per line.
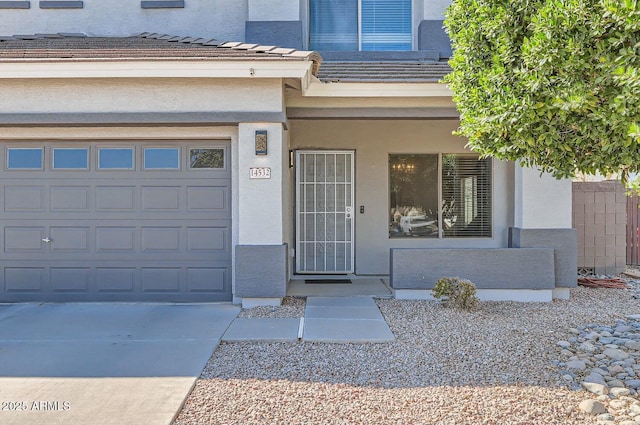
288, 119, 514, 276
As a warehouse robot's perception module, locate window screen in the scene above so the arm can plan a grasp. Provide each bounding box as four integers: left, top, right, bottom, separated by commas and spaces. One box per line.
442, 155, 492, 237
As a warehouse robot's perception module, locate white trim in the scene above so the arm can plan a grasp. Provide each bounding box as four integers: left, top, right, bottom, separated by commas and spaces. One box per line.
303, 81, 452, 97
0, 60, 315, 80
552, 287, 571, 300
394, 289, 554, 302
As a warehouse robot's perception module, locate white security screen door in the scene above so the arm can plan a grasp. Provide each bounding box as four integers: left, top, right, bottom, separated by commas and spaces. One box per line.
296, 151, 354, 273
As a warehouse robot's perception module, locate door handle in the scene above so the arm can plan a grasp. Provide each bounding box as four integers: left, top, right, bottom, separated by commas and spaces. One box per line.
345, 207, 352, 219
42, 237, 51, 243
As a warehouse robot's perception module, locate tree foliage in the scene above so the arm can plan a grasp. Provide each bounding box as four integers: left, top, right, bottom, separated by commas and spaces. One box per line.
444, 0, 640, 182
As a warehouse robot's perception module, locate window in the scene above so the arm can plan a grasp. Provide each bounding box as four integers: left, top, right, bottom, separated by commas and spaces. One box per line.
7, 148, 43, 169
389, 154, 492, 238
98, 148, 134, 170
389, 154, 439, 237
189, 148, 224, 169
310, 0, 412, 51
441, 155, 492, 237
144, 148, 180, 170
53, 148, 88, 169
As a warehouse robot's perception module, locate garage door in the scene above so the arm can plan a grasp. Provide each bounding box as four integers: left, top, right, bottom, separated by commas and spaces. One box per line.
0, 141, 232, 302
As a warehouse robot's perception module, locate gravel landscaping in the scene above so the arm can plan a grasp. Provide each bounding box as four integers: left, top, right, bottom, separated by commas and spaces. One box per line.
175, 283, 640, 425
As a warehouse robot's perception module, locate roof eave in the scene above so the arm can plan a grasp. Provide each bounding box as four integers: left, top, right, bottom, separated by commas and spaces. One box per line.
302, 81, 452, 98
0, 58, 317, 80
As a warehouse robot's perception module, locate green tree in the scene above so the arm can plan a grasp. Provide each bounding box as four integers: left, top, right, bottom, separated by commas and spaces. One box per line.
444, 0, 640, 182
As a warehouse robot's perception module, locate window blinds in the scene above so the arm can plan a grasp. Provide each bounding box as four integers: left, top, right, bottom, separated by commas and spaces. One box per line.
309, 0, 412, 51
361, 0, 412, 51
309, 0, 358, 51
441, 155, 492, 238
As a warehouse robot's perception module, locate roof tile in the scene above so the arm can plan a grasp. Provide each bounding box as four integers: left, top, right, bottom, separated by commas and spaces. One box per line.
0, 33, 322, 70
317, 61, 451, 83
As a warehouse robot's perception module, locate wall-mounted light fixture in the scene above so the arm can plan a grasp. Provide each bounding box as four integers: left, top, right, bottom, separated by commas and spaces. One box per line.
289, 150, 294, 168
255, 130, 267, 155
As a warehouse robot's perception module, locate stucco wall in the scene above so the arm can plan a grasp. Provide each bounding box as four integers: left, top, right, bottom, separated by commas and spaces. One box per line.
423, 0, 450, 20
0, 78, 284, 113
289, 119, 513, 276
514, 165, 573, 229
0, 0, 247, 40
248, 0, 300, 21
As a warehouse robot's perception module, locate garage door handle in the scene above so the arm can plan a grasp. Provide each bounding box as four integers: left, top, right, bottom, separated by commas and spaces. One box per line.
42, 237, 51, 243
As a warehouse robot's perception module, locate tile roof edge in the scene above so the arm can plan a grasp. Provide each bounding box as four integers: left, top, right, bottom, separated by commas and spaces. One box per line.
135, 32, 323, 72
0, 32, 324, 75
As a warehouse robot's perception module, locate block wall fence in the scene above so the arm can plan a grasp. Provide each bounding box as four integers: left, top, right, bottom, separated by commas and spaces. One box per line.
572, 181, 626, 276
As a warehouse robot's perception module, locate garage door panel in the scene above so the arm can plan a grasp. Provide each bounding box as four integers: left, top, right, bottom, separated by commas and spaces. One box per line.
4, 186, 44, 212
50, 186, 90, 211
96, 227, 136, 252
95, 186, 136, 211
187, 186, 229, 212
50, 268, 90, 292
141, 268, 181, 292
187, 226, 229, 253
5, 267, 45, 292
5, 227, 45, 252
96, 268, 136, 292
49, 227, 90, 252
141, 227, 181, 252
141, 186, 181, 211
187, 268, 227, 293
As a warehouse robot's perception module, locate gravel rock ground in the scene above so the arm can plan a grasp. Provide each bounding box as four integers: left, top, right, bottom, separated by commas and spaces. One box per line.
175, 285, 640, 425
237, 296, 306, 319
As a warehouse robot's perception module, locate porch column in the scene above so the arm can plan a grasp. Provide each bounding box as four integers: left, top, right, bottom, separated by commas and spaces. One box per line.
235, 122, 289, 307
511, 165, 577, 299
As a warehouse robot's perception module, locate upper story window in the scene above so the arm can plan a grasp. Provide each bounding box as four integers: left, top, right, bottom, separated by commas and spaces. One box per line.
309, 0, 412, 51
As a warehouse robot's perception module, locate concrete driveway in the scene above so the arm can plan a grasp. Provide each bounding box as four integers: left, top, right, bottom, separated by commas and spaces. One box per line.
0, 302, 239, 425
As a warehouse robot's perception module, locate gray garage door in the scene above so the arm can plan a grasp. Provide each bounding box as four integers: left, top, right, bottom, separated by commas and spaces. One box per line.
0, 141, 232, 302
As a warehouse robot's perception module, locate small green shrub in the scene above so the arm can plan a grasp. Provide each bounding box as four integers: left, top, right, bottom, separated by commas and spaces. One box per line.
432, 276, 479, 311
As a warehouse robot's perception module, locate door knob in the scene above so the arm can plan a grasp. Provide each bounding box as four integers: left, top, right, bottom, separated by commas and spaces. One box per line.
42, 237, 51, 243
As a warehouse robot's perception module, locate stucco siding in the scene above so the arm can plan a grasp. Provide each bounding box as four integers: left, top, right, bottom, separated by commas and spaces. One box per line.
391, 248, 555, 290
0, 78, 284, 114
423, 0, 450, 20
289, 119, 513, 276
0, 0, 248, 40
248, 0, 300, 21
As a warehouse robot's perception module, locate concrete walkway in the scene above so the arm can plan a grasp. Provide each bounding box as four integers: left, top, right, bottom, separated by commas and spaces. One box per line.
223, 296, 395, 343
0, 303, 239, 425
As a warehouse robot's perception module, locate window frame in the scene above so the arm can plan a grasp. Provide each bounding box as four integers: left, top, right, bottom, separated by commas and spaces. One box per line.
142, 147, 181, 171
52, 147, 90, 170
308, 0, 415, 51
388, 152, 493, 239
97, 146, 136, 170
187, 146, 227, 171
6, 147, 45, 171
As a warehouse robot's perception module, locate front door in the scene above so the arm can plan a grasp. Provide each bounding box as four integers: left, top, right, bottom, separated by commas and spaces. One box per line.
295, 150, 354, 273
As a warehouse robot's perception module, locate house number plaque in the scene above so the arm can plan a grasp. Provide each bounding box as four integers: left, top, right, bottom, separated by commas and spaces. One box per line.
249, 167, 271, 179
